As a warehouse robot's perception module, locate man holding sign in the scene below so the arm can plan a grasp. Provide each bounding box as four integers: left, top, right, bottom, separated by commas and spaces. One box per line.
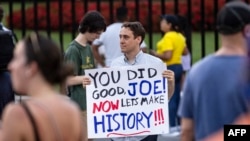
110, 22, 174, 141
110, 22, 174, 102
84, 22, 174, 141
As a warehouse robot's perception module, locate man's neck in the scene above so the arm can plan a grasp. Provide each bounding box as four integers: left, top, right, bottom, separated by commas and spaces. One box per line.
216, 34, 247, 56
75, 33, 88, 47
124, 49, 141, 62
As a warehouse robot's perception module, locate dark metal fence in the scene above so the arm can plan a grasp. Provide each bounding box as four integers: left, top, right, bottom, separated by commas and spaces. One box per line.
2, 0, 249, 62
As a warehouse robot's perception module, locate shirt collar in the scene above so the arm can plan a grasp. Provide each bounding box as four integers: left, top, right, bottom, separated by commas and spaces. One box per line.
123, 50, 143, 65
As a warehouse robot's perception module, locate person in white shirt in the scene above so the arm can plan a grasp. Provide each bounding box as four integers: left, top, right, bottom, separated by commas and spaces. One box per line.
92, 6, 147, 68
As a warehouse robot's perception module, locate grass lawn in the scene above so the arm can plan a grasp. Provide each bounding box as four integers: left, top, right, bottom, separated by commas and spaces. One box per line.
11, 30, 219, 64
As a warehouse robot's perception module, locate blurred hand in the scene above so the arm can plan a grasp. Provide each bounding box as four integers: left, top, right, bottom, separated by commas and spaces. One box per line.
162, 70, 174, 82
82, 76, 91, 88
162, 70, 175, 99
149, 50, 156, 56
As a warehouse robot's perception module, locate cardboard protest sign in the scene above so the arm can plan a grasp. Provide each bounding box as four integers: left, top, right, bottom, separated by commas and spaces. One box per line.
85, 65, 169, 138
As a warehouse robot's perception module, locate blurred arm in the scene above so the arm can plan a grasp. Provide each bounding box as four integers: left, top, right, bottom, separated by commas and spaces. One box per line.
180, 118, 194, 141
92, 45, 105, 67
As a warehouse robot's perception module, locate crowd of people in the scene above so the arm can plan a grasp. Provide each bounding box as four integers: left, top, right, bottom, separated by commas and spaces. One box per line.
0, 0, 250, 141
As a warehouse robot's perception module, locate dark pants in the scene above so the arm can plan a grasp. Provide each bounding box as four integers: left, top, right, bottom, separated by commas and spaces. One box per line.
0, 71, 14, 118
168, 64, 183, 127
141, 135, 158, 141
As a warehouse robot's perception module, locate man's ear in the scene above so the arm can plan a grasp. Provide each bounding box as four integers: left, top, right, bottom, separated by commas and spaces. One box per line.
136, 36, 142, 44
25, 61, 39, 77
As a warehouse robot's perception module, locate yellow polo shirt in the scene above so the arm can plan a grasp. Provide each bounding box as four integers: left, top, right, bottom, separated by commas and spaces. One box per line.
156, 31, 186, 66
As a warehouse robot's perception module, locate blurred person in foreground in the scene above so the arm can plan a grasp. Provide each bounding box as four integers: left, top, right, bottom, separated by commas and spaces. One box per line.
203, 86, 250, 141
0, 32, 84, 141
178, 1, 250, 141
203, 1, 250, 141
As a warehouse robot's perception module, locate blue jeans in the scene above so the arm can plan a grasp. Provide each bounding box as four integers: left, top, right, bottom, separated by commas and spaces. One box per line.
168, 64, 183, 127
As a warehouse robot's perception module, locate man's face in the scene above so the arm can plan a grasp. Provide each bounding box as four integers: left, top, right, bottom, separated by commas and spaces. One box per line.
119, 27, 141, 54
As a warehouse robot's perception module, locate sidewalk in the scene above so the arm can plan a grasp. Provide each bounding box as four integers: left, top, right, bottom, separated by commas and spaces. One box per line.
94, 134, 180, 141
93, 127, 181, 141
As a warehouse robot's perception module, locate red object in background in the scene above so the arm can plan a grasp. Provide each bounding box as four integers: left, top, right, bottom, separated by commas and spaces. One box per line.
7, 0, 227, 32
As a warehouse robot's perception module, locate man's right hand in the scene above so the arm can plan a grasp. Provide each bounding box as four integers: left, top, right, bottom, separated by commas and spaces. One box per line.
82, 76, 91, 88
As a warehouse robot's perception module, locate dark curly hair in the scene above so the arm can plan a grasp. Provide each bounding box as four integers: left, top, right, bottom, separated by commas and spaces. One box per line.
78, 11, 106, 34
122, 22, 146, 45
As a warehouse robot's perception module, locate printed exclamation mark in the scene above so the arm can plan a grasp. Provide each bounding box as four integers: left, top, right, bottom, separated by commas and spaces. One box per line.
160, 109, 164, 124
158, 109, 161, 124
163, 77, 166, 93
154, 110, 158, 126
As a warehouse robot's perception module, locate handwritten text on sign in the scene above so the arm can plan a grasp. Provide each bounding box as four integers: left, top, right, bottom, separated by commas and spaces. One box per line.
85, 65, 169, 138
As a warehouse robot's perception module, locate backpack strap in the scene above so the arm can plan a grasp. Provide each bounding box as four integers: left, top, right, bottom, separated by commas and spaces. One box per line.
21, 102, 40, 141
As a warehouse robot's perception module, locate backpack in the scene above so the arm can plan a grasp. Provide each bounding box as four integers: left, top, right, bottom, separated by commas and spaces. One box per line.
0, 30, 16, 71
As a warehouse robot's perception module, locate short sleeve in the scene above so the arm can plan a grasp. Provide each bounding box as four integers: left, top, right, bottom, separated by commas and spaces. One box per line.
178, 73, 194, 119
156, 35, 174, 54
64, 46, 81, 75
